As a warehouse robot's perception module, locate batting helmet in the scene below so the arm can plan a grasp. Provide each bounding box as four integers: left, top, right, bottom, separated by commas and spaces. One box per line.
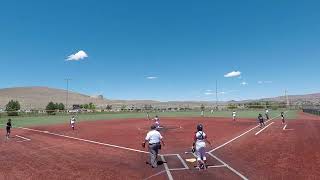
197, 124, 203, 131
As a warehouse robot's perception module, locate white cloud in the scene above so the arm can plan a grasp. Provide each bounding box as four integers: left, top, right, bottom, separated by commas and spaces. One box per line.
146, 76, 158, 80
258, 81, 263, 84
205, 89, 213, 92
204, 92, 214, 95
240, 81, 248, 86
66, 50, 88, 61
224, 71, 241, 78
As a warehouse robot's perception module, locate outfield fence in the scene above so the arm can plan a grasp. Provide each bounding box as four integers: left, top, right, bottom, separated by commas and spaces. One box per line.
302, 105, 320, 116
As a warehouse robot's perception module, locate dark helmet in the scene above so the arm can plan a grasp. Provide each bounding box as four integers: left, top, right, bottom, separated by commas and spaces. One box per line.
258, 114, 262, 117
197, 124, 203, 131
151, 124, 157, 130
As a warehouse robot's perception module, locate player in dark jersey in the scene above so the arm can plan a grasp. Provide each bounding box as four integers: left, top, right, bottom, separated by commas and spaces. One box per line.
281, 112, 285, 124
258, 114, 265, 128
6, 119, 12, 139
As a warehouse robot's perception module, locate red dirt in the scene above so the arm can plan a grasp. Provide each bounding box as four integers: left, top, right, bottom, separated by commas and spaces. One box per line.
214, 112, 320, 179
1, 114, 318, 179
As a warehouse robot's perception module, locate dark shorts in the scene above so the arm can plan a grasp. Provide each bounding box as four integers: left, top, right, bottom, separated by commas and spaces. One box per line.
259, 119, 264, 123
6, 127, 11, 133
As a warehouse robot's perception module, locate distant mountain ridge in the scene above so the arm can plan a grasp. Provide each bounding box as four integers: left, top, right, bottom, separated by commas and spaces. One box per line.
0, 86, 319, 109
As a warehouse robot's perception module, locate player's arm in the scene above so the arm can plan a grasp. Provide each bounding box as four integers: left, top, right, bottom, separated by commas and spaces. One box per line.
204, 135, 212, 146
160, 134, 165, 146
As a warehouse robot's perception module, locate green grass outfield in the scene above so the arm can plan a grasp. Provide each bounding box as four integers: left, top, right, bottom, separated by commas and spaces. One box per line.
0, 110, 298, 128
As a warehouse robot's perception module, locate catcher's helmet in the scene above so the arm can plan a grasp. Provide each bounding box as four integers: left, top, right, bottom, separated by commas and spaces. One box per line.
197, 124, 203, 131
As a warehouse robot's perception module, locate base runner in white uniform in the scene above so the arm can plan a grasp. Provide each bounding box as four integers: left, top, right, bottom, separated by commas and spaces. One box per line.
70, 116, 76, 130
192, 124, 212, 170
232, 111, 236, 121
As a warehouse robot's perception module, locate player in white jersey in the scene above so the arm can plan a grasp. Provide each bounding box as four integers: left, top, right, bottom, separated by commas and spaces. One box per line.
232, 111, 236, 121
70, 116, 76, 130
192, 124, 212, 170
152, 115, 160, 128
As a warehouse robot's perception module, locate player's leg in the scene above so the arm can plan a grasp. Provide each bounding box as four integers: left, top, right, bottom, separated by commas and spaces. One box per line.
149, 144, 158, 168
201, 147, 207, 169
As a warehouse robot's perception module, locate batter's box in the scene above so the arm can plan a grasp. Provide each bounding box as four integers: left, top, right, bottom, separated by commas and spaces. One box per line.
162, 154, 189, 171
182, 152, 225, 169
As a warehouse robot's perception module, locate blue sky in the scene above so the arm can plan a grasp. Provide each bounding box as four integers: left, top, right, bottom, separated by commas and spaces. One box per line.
1, 0, 320, 101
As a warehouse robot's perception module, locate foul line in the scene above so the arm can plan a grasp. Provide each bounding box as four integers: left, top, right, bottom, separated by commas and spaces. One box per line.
15, 135, 31, 142
283, 124, 287, 130
283, 124, 294, 131
143, 170, 166, 180
208, 152, 248, 180
19, 127, 149, 154
210, 111, 288, 153
255, 122, 274, 136
160, 155, 173, 180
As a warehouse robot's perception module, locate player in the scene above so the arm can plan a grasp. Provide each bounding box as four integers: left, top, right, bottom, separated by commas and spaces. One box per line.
210, 109, 214, 114
6, 119, 12, 139
258, 114, 265, 128
70, 116, 76, 130
265, 109, 269, 120
192, 124, 212, 170
201, 110, 204, 117
232, 111, 236, 121
152, 115, 160, 128
142, 125, 165, 168
281, 112, 285, 124
146, 112, 150, 120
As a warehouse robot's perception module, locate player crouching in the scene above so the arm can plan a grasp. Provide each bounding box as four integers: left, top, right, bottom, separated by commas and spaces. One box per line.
192, 124, 212, 170
70, 116, 76, 130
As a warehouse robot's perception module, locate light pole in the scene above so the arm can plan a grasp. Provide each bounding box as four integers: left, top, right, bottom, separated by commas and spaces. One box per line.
65, 78, 72, 111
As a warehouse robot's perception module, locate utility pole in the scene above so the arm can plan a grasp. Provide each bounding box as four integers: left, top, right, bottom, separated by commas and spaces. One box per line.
285, 89, 290, 108
65, 78, 72, 111
215, 80, 218, 110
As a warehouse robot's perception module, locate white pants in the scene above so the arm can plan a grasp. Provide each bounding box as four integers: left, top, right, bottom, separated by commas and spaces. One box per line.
195, 143, 206, 161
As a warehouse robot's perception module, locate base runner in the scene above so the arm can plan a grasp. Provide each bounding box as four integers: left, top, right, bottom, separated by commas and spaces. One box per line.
258, 114, 265, 128
281, 112, 285, 124
6, 119, 12, 140
70, 116, 76, 130
232, 111, 236, 121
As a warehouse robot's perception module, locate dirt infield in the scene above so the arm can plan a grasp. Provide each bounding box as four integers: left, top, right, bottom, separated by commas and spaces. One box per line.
1, 113, 319, 179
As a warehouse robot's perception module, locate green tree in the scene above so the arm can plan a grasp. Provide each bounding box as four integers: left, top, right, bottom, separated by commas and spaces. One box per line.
200, 104, 205, 111
106, 105, 112, 111
5, 100, 21, 116
46, 102, 57, 115
58, 103, 65, 110
88, 102, 96, 110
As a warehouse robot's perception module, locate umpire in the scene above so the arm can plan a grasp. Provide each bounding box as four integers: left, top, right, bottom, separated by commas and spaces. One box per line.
142, 125, 165, 168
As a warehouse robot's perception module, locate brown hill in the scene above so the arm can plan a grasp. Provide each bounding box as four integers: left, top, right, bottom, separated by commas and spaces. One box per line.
0, 87, 110, 110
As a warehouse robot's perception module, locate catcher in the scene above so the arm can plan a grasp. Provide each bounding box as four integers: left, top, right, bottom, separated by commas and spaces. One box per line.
192, 124, 212, 170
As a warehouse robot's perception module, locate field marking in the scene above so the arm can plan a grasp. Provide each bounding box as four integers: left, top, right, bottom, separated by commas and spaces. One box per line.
176, 154, 189, 169
255, 122, 274, 136
15, 135, 31, 142
143, 170, 166, 180
283, 124, 287, 130
208, 152, 248, 180
209, 111, 288, 153
283, 124, 294, 131
19, 127, 149, 154
160, 155, 173, 180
